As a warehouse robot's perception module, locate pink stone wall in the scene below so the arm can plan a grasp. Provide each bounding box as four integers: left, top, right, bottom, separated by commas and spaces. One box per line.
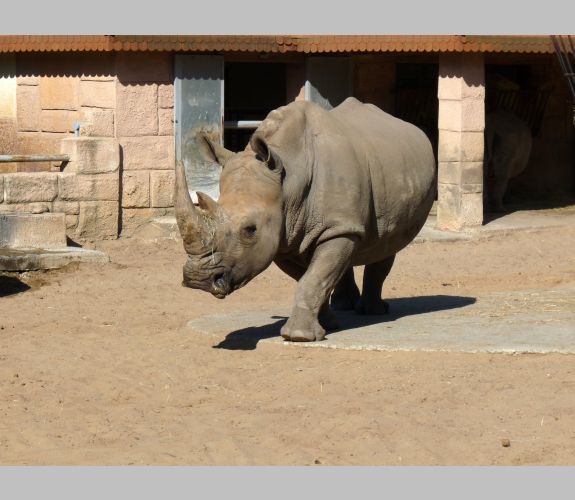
4, 51, 574, 238
115, 52, 175, 232
1, 137, 121, 241
8, 53, 116, 172
5, 52, 176, 234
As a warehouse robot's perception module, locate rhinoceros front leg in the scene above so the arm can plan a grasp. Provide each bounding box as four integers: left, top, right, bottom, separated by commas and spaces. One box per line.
355, 255, 396, 315
274, 258, 340, 332
281, 236, 357, 342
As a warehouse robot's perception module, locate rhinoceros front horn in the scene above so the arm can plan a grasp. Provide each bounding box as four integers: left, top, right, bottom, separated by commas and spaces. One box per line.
174, 160, 214, 254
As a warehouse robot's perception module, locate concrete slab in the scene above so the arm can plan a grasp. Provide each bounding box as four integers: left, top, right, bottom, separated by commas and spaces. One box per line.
187, 287, 575, 353
482, 209, 575, 232
0, 213, 67, 248
416, 208, 575, 243
0, 247, 109, 271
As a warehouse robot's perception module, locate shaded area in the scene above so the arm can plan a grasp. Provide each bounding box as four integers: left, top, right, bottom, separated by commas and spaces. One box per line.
0, 275, 31, 297
214, 295, 476, 350
483, 196, 575, 222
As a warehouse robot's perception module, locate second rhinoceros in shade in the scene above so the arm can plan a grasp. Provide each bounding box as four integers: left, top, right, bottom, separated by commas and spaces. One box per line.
484, 110, 533, 212
175, 97, 436, 342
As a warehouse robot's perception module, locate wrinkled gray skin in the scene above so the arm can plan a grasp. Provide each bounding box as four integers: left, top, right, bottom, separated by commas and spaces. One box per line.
484, 110, 532, 212
176, 97, 436, 342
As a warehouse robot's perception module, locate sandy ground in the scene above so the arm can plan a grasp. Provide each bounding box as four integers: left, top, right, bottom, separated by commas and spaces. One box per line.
0, 224, 574, 465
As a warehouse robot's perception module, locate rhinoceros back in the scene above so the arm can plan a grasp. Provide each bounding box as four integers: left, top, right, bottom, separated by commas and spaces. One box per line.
256, 98, 435, 263
329, 98, 436, 263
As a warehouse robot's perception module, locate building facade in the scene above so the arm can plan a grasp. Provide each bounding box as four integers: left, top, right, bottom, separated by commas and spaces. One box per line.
0, 35, 573, 239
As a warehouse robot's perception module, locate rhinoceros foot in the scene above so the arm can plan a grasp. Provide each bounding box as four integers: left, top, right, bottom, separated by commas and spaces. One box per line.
355, 299, 390, 315
281, 307, 326, 342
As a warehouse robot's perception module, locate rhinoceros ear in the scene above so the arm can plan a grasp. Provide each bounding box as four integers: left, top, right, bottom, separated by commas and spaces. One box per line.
196, 131, 234, 166
196, 191, 219, 215
250, 135, 281, 174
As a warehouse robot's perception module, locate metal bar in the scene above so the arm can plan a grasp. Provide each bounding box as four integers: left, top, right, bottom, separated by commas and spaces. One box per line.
552, 36, 569, 78
223, 120, 262, 129
0, 154, 70, 163
560, 36, 575, 78
552, 35, 575, 101
567, 35, 575, 59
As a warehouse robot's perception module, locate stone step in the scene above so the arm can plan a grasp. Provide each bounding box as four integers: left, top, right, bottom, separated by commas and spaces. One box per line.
0, 213, 67, 249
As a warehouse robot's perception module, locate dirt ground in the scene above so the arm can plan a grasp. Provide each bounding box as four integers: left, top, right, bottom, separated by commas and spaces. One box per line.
0, 224, 574, 465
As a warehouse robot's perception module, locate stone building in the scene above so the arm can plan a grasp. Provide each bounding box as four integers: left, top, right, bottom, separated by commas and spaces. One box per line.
0, 35, 572, 239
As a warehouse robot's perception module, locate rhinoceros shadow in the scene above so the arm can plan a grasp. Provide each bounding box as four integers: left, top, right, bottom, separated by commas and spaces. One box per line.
213, 294, 476, 350
0, 276, 31, 298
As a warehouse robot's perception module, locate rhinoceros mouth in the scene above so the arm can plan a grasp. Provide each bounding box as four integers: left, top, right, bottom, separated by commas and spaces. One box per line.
211, 272, 232, 299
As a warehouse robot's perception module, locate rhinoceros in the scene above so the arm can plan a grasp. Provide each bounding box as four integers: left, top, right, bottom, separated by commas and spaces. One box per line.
175, 97, 436, 342
484, 110, 532, 212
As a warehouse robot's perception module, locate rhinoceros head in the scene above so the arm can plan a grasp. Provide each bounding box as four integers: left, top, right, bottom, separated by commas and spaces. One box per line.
175, 132, 284, 299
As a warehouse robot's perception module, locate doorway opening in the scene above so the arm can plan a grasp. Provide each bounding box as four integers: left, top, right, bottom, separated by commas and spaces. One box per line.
394, 62, 440, 200
394, 63, 439, 154
223, 62, 287, 152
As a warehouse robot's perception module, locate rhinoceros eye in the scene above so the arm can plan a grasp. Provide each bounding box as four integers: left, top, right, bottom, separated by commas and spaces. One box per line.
242, 224, 257, 238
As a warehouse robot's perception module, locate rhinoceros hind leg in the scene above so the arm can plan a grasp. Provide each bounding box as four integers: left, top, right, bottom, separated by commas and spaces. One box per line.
318, 302, 340, 331
330, 267, 360, 311
355, 255, 396, 315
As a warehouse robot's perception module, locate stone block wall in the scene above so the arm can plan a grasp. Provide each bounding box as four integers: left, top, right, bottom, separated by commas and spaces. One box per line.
116, 53, 175, 234
0, 52, 177, 237
0, 137, 120, 240
12, 75, 77, 172
9, 56, 118, 173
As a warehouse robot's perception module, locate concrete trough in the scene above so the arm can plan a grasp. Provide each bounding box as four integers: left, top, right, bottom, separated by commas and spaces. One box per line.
0, 212, 109, 271
0, 213, 67, 249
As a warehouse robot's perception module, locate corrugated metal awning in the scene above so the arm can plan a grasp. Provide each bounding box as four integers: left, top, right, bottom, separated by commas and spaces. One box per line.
0, 35, 557, 54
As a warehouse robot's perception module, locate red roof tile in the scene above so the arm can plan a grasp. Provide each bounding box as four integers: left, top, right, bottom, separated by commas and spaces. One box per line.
0, 35, 557, 54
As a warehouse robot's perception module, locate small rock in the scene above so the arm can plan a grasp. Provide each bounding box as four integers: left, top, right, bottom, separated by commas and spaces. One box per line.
501, 438, 511, 448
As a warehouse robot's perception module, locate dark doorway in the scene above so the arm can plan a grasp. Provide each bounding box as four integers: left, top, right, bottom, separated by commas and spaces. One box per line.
223, 62, 287, 152
394, 63, 439, 155
485, 63, 551, 137
484, 60, 574, 209
395, 63, 440, 199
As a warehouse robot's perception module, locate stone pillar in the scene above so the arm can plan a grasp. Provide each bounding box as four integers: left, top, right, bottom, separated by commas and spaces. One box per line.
437, 53, 485, 231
